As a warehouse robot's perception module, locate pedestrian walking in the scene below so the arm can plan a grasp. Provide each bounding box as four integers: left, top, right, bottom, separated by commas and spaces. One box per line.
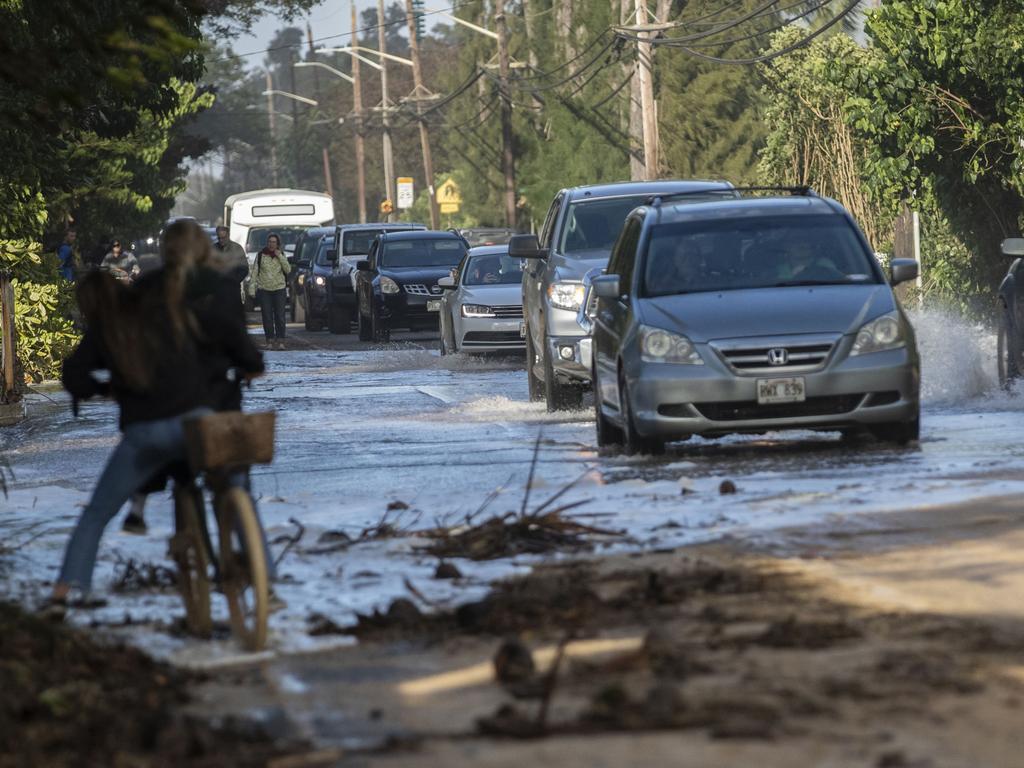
56, 228, 78, 281
50, 220, 266, 605
100, 239, 140, 283
247, 232, 291, 349
211, 225, 249, 284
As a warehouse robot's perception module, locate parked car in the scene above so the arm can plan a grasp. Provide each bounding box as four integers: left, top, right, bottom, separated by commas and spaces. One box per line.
996, 237, 1024, 387
435, 244, 525, 355
590, 188, 921, 455
298, 233, 339, 331
355, 230, 468, 342
327, 223, 426, 334
510, 180, 736, 412
290, 226, 334, 324
458, 227, 516, 248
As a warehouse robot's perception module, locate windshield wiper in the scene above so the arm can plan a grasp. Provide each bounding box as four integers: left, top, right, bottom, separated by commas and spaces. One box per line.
769, 279, 852, 287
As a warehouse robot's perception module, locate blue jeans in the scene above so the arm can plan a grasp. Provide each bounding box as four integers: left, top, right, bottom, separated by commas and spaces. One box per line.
258, 288, 287, 339
58, 410, 276, 591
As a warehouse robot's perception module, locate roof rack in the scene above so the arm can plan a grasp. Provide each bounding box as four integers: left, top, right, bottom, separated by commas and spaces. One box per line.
647, 185, 816, 207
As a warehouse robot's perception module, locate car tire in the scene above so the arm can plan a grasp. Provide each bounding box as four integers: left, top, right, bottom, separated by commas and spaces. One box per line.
371, 309, 390, 343
593, 363, 623, 450
525, 326, 544, 402
997, 306, 1020, 389
304, 312, 323, 332
619, 368, 664, 456
327, 305, 350, 335
357, 307, 373, 341
543, 344, 583, 412
869, 413, 920, 446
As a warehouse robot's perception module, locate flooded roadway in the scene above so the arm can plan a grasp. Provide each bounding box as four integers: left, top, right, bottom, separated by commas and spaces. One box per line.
2, 307, 1024, 664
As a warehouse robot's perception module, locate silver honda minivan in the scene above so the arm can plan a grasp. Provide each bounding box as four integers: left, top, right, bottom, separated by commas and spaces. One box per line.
591, 190, 921, 454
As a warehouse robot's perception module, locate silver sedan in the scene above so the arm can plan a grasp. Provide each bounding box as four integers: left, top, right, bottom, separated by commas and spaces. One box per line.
435, 245, 525, 355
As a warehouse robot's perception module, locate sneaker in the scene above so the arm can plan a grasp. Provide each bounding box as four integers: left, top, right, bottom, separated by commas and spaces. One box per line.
122, 512, 147, 535
276, 340, 286, 350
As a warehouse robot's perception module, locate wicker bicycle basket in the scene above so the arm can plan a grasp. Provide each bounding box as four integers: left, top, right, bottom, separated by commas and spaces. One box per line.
183, 411, 276, 472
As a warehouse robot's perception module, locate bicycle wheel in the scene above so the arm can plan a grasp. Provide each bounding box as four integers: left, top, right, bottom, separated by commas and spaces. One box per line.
170, 485, 213, 637
216, 486, 269, 651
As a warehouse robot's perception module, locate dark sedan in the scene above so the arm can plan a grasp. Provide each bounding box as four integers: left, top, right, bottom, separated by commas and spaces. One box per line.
354, 230, 468, 342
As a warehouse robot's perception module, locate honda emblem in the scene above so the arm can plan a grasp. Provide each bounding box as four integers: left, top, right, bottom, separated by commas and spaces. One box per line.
767, 348, 789, 366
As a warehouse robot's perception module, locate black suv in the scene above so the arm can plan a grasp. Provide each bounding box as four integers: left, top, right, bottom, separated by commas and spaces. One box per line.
354, 230, 468, 342
290, 226, 334, 325
326, 223, 426, 334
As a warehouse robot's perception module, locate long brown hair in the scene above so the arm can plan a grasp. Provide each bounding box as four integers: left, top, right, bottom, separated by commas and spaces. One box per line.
160, 219, 211, 345
76, 270, 150, 391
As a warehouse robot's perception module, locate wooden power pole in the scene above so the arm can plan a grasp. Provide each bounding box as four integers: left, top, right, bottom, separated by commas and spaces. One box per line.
633, 0, 659, 180
377, 0, 396, 220
495, 8, 517, 229
405, 0, 440, 229
351, 2, 367, 222
265, 71, 279, 186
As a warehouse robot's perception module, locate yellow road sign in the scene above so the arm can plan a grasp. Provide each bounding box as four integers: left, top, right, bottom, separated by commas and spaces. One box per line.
437, 178, 462, 211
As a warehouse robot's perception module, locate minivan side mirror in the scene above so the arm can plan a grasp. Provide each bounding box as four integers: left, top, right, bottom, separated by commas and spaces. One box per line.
1002, 238, 1024, 257
356, 260, 371, 271
592, 274, 621, 299
508, 233, 546, 259
326, 248, 338, 264
890, 258, 919, 285
438, 276, 456, 289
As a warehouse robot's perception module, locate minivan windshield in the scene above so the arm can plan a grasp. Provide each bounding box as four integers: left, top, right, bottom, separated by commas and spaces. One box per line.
558, 191, 734, 258
642, 214, 880, 297
380, 238, 466, 268
462, 251, 523, 285
246, 226, 306, 252
343, 229, 385, 256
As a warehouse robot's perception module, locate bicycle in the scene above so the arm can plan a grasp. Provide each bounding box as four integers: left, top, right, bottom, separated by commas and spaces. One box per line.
167, 410, 275, 651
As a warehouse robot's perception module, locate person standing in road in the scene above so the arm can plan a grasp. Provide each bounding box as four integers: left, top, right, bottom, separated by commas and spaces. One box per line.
57, 228, 78, 281
211, 225, 248, 284
247, 233, 290, 350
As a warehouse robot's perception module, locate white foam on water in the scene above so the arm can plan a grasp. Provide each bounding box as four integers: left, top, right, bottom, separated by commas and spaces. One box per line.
908, 306, 999, 404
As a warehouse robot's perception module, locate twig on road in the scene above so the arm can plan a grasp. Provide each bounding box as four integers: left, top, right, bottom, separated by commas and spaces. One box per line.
272, 517, 306, 567
520, 430, 543, 517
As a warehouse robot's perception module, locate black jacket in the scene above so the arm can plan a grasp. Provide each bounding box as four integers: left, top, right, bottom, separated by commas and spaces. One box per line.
62, 267, 264, 427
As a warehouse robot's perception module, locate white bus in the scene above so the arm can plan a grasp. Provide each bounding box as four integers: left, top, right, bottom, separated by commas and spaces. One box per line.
223, 188, 335, 304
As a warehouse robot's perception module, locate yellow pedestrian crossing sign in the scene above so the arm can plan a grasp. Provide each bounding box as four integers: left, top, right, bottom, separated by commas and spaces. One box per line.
437, 178, 462, 214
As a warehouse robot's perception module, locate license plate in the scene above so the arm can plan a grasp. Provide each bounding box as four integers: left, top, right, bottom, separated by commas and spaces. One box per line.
426, 299, 441, 312
757, 377, 805, 404
519, 321, 526, 338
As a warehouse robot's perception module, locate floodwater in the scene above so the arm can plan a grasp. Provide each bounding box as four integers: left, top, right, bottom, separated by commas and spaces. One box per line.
2, 306, 1023, 665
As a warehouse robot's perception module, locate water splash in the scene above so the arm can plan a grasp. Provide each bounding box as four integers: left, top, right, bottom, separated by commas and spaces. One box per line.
907, 306, 997, 404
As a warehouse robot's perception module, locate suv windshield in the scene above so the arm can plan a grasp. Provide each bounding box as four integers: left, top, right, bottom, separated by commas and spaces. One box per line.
343, 229, 386, 256
315, 237, 336, 266
380, 239, 466, 268
642, 214, 879, 298
463, 252, 523, 285
246, 226, 306, 252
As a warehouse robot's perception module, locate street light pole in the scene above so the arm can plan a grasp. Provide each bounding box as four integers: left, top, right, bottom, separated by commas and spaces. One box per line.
265, 71, 279, 186
378, 0, 396, 221
405, 0, 440, 229
352, 1, 367, 223
495, 8, 516, 228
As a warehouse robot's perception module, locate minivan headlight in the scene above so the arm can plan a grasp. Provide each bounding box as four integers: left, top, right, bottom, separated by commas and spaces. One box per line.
850, 312, 905, 356
547, 282, 585, 311
640, 325, 703, 365
462, 303, 495, 318
379, 276, 400, 294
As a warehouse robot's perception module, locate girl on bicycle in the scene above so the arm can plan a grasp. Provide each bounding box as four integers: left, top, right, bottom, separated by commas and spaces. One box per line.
52, 220, 265, 604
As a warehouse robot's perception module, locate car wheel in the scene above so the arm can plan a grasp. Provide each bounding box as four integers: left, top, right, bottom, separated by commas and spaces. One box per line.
543, 344, 583, 412
304, 312, 323, 332
357, 307, 372, 341
524, 325, 544, 402
997, 306, 1020, 389
619, 368, 664, 456
371, 309, 390, 343
869, 413, 920, 446
327, 305, 350, 335
593, 363, 623, 451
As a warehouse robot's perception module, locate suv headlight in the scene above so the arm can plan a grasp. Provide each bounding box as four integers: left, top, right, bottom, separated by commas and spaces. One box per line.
379, 276, 400, 294
462, 303, 495, 318
547, 282, 585, 311
850, 312, 905, 356
314, 275, 326, 286
640, 325, 703, 365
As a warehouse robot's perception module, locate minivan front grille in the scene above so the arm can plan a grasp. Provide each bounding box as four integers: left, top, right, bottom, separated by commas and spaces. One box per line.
693, 394, 863, 422
716, 341, 835, 373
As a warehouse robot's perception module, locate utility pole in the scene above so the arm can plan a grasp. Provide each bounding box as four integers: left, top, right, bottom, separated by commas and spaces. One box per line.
404, 0, 440, 229
633, 0, 659, 180
308, 24, 336, 202
377, 0, 396, 220
265, 70, 280, 186
288, 50, 302, 185
352, 2, 367, 222
495, 8, 516, 228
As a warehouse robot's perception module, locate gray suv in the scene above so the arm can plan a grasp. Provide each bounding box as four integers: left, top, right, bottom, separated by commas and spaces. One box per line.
510, 180, 735, 411
590, 189, 921, 454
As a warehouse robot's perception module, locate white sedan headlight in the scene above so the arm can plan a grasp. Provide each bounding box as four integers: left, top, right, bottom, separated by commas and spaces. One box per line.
462, 303, 495, 318
640, 325, 703, 365
850, 312, 905, 356
547, 282, 585, 311
379, 276, 400, 294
